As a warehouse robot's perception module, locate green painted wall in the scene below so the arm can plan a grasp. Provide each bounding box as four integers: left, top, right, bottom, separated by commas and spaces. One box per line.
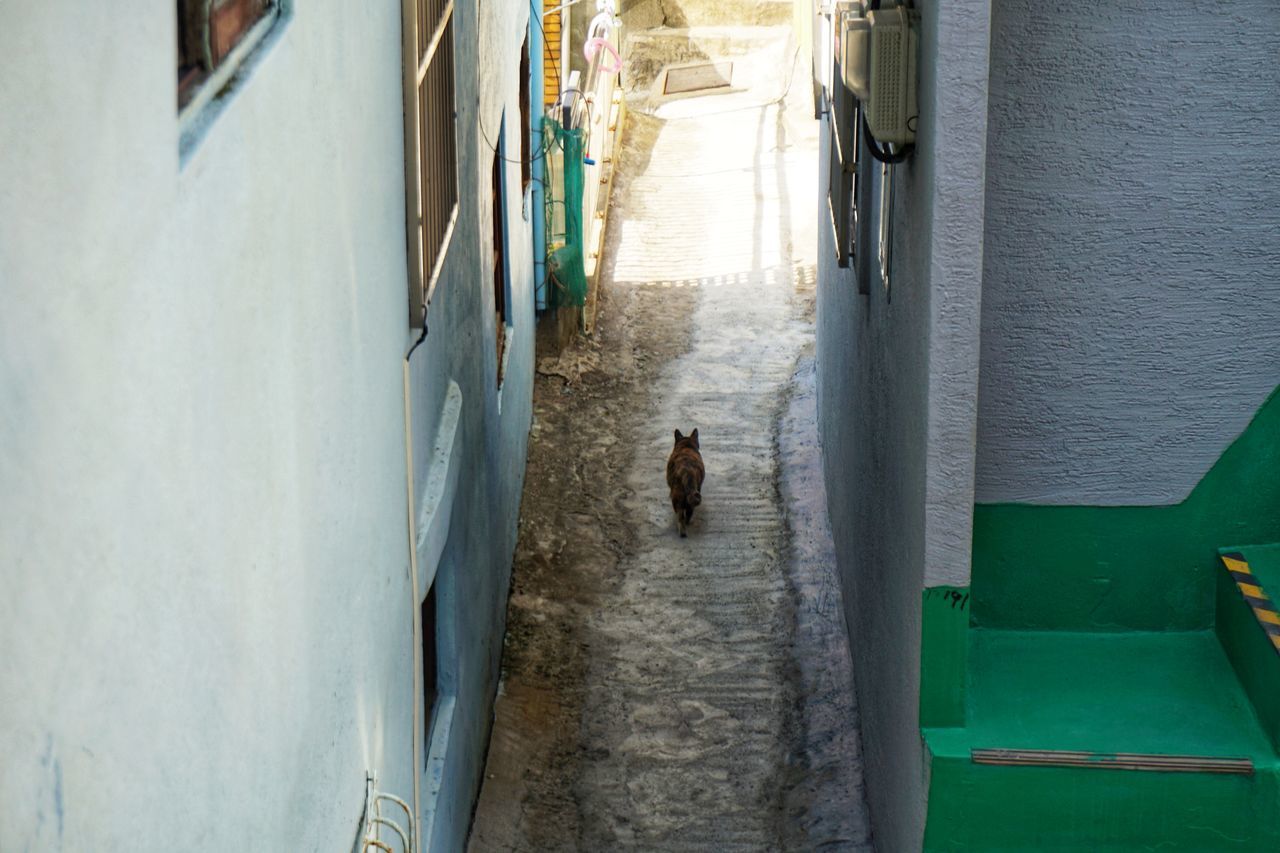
971, 386, 1280, 631
1216, 557, 1280, 752
921, 587, 969, 728
922, 735, 1280, 852
922, 626, 1280, 849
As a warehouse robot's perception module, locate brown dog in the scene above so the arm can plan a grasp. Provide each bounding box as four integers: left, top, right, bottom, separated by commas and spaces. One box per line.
666, 428, 705, 537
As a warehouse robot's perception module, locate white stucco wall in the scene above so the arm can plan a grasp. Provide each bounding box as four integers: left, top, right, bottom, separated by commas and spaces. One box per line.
0, 1, 536, 850
815, 0, 990, 849
976, 0, 1280, 506
920, 0, 990, 588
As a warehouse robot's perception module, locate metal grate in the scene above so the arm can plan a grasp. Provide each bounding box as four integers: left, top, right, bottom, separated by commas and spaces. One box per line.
872, 25, 901, 135
664, 61, 734, 95
972, 748, 1255, 775
406, 0, 459, 326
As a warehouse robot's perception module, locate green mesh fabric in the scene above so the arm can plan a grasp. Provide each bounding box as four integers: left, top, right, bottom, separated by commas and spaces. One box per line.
544, 118, 587, 308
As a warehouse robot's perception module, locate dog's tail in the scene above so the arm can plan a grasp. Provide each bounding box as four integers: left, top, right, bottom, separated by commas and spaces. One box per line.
688, 490, 701, 507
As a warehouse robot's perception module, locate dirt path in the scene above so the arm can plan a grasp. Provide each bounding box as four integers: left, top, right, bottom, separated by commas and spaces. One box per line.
469, 32, 872, 852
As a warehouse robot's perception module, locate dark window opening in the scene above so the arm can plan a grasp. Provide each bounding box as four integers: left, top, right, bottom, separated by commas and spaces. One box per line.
519, 34, 532, 192
421, 585, 438, 745
176, 0, 275, 109
492, 146, 508, 385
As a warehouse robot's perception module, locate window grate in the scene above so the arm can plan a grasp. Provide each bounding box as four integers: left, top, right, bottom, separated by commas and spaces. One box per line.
405, 0, 459, 327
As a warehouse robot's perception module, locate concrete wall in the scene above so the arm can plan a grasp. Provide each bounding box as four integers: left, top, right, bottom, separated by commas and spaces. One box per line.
0, 1, 535, 850
814, 1, 989, 849
976, 0, 1280, 506
407, 0, 538, 846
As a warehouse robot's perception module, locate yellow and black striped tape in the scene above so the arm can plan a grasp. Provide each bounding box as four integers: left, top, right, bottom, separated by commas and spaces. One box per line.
1220, 552, 1280, 654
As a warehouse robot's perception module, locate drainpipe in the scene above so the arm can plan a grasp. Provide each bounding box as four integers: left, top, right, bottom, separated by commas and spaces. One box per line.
531, 8, 548, 311
402, 327, 428, 853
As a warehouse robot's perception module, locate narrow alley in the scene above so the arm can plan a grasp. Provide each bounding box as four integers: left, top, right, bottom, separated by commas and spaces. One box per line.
13, 1, 1280, 850
470, 24, 872, 852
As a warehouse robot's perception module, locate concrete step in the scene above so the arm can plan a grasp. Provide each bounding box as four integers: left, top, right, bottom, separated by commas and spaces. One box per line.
623, 25, 797, 105
1216, 546, 1280, 751
922, 629, 1280, 850
624, 0, 794, 29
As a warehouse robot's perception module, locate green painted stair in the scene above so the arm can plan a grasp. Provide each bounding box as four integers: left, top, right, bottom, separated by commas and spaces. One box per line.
923, 630, 1279, 851
923, 391, 1280, 849
1216, 544, 1280, 752
920, 551, 1280, 851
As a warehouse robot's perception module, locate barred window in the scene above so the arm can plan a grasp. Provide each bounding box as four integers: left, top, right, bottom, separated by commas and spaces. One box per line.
404, 0, 460, 327
177, 0, 278, 109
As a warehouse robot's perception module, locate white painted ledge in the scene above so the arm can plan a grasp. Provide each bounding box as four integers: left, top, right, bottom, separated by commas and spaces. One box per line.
416, 380, 462, 594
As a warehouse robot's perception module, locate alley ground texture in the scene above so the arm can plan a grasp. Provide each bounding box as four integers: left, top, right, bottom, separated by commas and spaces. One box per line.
469, 23, 873, 851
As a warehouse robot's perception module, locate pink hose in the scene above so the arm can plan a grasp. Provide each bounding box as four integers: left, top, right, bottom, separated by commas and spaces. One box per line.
584, 37, 622, 74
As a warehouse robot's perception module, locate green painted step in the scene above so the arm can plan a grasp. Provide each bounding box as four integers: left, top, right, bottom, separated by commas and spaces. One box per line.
1217, 545, 1280, 752
1220, 545, 1280, 655
922, 629, 1280, 851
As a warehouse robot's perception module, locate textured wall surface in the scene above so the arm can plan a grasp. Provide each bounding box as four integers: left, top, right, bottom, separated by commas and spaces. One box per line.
0, 1, 534, 850
814, 1, 990, 849
818, 108, 930, 853
977, 0, 1280, 506
921, 0, 989, 588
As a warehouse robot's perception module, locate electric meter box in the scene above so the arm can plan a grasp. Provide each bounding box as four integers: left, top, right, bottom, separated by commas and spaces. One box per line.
865, 7, 919, 147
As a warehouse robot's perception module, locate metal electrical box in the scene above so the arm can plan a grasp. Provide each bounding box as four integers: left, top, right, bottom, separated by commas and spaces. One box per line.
865, 6, 919, 146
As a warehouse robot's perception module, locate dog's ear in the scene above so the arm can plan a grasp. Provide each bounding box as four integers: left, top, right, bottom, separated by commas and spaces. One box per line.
690, 428, 699, 448
674, 429, 684, 443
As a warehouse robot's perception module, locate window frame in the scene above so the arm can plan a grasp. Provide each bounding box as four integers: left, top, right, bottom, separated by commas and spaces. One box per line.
491, 120, 513, 388
420, 584, 439, 746
519, 33, 532, 194
177, 0, 278, 108
827, 53, 858, 272
177, 0, 285, 157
